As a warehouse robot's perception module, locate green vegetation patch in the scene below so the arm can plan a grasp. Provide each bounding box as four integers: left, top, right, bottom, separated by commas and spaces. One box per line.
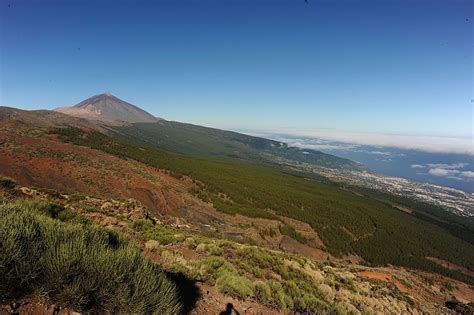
133, 219, 185, 245
0, 199, 181, 314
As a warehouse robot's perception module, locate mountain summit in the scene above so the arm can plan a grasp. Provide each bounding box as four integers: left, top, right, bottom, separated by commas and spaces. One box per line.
54, 93, 159, 123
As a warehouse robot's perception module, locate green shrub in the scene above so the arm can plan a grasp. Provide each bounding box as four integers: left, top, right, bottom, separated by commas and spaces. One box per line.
36, 187, 62, 199
0, 199, 181, 314
132, 218, 153, 231
268, 280, 290, 309
141, 225, 179, 245
193, 256, 237, 282
292, 293, 331, 314
236, 246, 274, 269
13, 201, 85, 224
254, 281, 272, 304
215, 272, 253, 299
206, 243, 224, 255
196, 243, 207, 252
259, 227, 277, 239
0, 176, 16, 189
184, 237, 197, 249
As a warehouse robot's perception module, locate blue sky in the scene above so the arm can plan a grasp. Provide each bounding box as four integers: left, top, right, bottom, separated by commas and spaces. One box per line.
1, 0, 472, 138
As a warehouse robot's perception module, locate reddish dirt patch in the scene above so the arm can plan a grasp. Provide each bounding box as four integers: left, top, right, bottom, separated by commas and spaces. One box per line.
359, 271, 392, 282
451, 281, 474, 304
0, 129, 195, 218
0, 297, 71, 315
342, 254, 364, 264
395, 280, 410, 293
426, 257, 474, 278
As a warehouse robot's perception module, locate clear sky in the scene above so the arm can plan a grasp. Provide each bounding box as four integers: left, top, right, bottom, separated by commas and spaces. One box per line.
1, 0, 472, 137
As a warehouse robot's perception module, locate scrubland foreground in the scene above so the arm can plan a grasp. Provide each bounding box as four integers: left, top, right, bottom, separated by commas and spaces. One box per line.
1, 181, 473, 314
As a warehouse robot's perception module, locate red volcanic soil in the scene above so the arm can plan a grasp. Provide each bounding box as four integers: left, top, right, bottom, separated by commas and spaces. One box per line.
359, 270, 392, 282
0, 129, 194, 217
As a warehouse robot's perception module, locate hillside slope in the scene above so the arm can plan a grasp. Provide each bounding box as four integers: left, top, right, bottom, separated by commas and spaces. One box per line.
110, 120, 366, 171
53, 126, 474, 284
2, 184, 473, 314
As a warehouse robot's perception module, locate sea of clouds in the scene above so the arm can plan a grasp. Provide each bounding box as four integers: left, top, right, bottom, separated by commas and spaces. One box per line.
235, 128, 474, 192
244, 128, 474, 155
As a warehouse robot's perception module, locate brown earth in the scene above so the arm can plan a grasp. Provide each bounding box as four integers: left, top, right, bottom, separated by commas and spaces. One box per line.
0, 297, 72, 315
427, 257, 474, 278
189, 283, 287, 315
358, 270, 392, 282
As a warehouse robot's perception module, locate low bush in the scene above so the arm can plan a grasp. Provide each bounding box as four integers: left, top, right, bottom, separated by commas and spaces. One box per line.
132, 218, 153, 230
184, 237, 197, 249
192, 256, 237, 282
215, 272, 253, 299
140, 224, 180, 245
267, 280, 291, 309
0, 199, 181, 314
0, 176, 16, 189
206, 243, 224, 255
234, 260, 265, 278
254, 281, 272, 304
236, 246, 275, 269
33, 202, 85, 223
189, 256, 254, 298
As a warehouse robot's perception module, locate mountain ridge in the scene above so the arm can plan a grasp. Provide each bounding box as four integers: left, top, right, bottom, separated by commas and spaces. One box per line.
54, 92, 160, 123
50, 93, 365, 171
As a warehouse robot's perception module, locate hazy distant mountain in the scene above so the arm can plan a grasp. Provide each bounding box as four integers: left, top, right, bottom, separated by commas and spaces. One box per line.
52, 93, 363, 171
54, 93, 159, 123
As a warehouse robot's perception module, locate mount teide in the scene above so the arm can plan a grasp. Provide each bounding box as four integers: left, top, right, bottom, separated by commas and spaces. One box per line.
54, 93, 159, 123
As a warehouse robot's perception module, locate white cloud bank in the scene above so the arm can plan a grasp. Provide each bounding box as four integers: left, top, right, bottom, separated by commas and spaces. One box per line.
244, 129, 474, 155
427, 163, 468, 169
461, 171, 474, 178
424, 163, 473, 181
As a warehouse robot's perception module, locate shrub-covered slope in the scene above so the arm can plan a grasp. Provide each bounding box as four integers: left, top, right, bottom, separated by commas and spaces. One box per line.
0, 198, 181, 314
53, 127, 474, 285
3, 186, 463, 314
109, 120, 365, 171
